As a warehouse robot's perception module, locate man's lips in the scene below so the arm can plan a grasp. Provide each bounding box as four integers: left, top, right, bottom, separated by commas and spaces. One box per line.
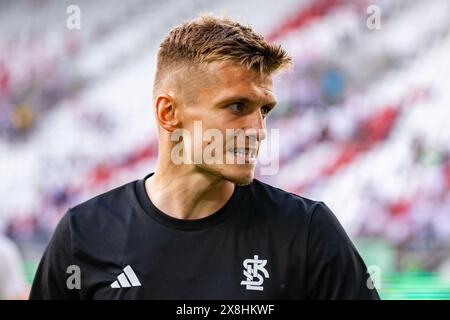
226, 148, 258, 163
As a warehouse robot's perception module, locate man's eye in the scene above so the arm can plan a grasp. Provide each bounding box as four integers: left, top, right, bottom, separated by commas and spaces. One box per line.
229, 103, 244, 112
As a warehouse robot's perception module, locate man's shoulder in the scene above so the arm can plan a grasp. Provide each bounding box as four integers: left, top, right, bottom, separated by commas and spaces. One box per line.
248, 179, 349, 250
67, 178, 138, 225
247, 179, 324, 221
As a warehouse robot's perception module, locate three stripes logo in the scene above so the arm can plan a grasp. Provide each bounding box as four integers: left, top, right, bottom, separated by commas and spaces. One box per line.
110, 265, 142, 288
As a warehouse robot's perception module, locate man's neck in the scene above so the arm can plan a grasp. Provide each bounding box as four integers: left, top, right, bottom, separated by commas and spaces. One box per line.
144, 165, 235, 220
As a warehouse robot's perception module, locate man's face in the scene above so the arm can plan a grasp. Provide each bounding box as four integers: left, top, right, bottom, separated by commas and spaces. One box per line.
178, 61, 276, 185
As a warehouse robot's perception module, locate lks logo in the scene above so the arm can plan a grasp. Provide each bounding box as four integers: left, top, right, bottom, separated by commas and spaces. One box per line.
240, 255, 269, 291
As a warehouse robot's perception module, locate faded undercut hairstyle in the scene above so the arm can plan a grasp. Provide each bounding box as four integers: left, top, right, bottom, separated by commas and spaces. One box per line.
153, 14, 292, 98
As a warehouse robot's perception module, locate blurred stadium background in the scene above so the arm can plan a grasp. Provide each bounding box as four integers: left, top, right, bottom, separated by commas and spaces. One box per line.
0, 0, 449, 299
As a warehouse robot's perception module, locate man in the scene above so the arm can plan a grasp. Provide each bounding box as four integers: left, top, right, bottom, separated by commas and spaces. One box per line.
30, 15, 380, 299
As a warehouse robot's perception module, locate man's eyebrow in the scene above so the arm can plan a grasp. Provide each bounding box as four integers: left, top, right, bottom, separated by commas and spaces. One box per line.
214, 95, 277, 107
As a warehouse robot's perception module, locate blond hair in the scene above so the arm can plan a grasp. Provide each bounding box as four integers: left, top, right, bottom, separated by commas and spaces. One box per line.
153, 14, 292, 96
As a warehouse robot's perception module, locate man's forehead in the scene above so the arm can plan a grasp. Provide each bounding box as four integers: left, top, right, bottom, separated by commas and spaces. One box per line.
198, 61, 275, 104
205, 61, 273, 87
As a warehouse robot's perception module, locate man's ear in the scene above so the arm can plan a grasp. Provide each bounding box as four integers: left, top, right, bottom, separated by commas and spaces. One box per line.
154, 93, 181, 132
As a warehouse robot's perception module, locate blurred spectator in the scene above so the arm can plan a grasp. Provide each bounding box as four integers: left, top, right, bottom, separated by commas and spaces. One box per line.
0, 232, 28, 299
11, 103, 35, 136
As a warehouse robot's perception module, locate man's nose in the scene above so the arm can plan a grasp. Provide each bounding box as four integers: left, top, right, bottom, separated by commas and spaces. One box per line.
244, 110, 267, 142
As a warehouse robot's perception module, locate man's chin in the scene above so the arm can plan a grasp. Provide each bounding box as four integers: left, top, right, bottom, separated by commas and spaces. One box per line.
197, 164, 255, 186
222, 168, 255, 186
226, 174, 254, 186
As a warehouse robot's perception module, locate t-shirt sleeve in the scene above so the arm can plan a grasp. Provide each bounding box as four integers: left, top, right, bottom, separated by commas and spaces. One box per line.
305, 202, 380, 300
29, 211, 79, 300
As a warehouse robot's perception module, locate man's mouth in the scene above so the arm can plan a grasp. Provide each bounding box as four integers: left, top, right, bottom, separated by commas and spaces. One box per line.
227, 148, 257, 163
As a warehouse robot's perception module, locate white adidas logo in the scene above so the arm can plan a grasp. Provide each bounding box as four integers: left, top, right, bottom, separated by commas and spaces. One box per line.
110, 265, 142, 288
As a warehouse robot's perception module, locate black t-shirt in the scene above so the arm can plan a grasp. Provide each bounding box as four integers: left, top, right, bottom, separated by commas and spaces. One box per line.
29, 173, 380, 300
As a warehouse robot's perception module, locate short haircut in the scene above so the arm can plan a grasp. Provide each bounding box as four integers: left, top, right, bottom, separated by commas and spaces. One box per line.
153, 14, 292, 97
